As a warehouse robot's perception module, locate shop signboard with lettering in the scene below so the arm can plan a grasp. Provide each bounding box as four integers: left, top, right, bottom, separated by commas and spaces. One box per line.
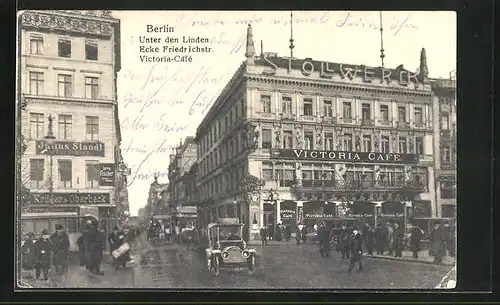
381, 201, 405, 217
36, 141, 105, 157
30, 192, 110, 205
270, 149, 419, 164
99, 163, 115, 186
21, 206, 79, 214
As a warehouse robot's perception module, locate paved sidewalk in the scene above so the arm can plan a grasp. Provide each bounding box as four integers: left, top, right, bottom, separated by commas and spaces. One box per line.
364, 250, 455, 266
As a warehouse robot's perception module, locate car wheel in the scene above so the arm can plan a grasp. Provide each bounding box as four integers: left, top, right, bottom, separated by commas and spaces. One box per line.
212, 256, 220, 276
247, 255, 255, 274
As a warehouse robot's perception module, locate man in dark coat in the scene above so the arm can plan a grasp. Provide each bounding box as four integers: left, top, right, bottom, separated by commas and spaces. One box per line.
259, 226, 268, 245
429, 223, 447, 264
50, 224, 70, 274
108, 226, 122, 264
374, 223, 384, 255
364, 224, 375, 256
339, 226, 351, 259
83, 220, 105, 275
348, 229, 364, 272
34, 229, 52, 280
409, 225, 424, 258
21, 233, 35, 272
383, 222, 394, 256
392, 222, 404, 258
317, 222, 331, 257
76, 231, 86, 266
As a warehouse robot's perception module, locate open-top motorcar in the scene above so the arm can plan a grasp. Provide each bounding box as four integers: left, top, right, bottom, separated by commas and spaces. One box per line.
204, 218, 256, 276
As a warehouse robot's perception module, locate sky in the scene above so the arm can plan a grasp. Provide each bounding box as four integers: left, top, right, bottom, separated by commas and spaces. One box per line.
112, 11, 456, 216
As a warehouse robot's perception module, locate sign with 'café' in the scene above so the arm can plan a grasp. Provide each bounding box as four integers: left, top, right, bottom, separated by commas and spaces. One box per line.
271, 149, 419, 164
36, 140, 105, 157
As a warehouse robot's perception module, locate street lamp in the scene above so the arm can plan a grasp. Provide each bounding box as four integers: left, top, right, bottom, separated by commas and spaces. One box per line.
43, 114, 56, 193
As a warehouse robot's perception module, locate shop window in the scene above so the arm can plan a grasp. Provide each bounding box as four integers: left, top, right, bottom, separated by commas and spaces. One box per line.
22, 220, 35, 234
34, 219, 50, 234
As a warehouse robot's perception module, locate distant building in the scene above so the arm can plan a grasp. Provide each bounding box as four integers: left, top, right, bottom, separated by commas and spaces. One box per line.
194, 25, 436, 242
147, 176, 169, 216
431, 78, 457, 218
18, 10, 128, 237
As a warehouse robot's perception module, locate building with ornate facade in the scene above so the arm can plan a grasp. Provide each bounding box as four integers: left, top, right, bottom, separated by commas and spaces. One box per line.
431, 78, 457, 218
18, 10, 128, 239
194, 24, 436, 242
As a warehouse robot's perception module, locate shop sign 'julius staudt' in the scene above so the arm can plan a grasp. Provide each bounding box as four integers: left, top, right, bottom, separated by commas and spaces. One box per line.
36, 140, 105, 157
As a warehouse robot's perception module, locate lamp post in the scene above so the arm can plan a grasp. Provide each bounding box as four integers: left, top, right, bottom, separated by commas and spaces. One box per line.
43, 114, 56, 194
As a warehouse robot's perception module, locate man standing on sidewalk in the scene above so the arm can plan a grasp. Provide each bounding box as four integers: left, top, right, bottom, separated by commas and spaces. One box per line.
50, 224, 70, 275
409, 224, 424, 258
34, 229, 52, 281
348, 229, 363, 272
392, 222, 404, 258
84, 220, 105, 275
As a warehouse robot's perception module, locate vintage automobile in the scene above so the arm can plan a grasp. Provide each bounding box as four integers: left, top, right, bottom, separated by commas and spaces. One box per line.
204, 218, 256, 276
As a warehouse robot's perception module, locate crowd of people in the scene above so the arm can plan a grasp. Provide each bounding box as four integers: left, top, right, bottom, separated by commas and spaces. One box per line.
20, 219, 139, 281
258, 220, 455, 268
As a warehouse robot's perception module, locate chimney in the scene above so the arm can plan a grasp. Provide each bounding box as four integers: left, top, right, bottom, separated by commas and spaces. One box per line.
245, 24, 256, 65
419, 48, 429, 80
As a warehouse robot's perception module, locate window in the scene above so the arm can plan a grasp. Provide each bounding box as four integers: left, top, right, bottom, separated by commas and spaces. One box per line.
58, 160, 72, 188
414, 107, 423, 125
323, 100, 333, 117
380, 105, 389, 122
30, 36, 43, 55
303, 98, 313, 116
441, 113, 450, 130
85, 116, 99, 141
262, 162, 273, 181
415, 137, 424, 154
398, 136, 407, 153
343, 134, 353, 151
283, 131, 293, 149
261, 95, 271, 113
442, 146, 451, 163
363, 135, 371, 152
441, 180, 456, 199
275, 163, 295, 187
86, 162, 99, 188
362, 103, 371, 121
381, 136, 390, 153
58, 74, 72, 97
398, 106, 406, 123
85, 77, 99, 99
282, 96, 292, 114
30, 113, 44, 139
58, 39, 71, 58
29, 71, 44, 95
30, 159, 44, 189
85, 41, 98, 60
324, 132, 334, 150
262, 129, 272, 149
304, 131, 314, 150
343, 102, 352, 119
58, 114, 72, 140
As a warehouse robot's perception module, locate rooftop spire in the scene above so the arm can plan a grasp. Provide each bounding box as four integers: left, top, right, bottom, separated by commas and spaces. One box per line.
419, 48, 429, 79
379, 12, 385, 68
245, 24, 256, 64
289, 11, 295, 58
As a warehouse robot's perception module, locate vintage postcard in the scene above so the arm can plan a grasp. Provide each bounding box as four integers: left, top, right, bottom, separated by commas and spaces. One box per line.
15, 10, 456, 289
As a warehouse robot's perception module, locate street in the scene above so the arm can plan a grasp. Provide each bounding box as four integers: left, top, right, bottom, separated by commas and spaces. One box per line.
22, 235, 453, 289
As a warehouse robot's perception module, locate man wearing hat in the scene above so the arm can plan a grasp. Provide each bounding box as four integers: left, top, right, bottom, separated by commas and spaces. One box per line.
34, 229, 52, 280
50, 224, 70, 275
348, 228, 364, 272
83, 219, 105, 275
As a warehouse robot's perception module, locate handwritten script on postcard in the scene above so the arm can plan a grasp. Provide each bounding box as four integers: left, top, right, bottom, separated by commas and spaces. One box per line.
114, 11, 455, 215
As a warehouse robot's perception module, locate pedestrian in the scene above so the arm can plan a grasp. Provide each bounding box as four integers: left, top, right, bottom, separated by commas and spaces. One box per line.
296, 224, 303, 245
317, 222, 331, 258
365, 225, 375, 256
108, 225, 121, 265
375, 223, 384, 255
339, 226, 350, 259
393, 222, 404, 258
275, 223, 282, 242
383, 222, 394, 256
34, 229, 52, 281
83, 220, 105, 275
348, 229, 363, 272
50, 224, 70, 275
429, 223, 447, 264
301, 226, 307, 243
409, 225, 424, 258
76, 231, 86, 267
259, 226, 268, 245
284, 225, 291, 242
21, 233, 35, 275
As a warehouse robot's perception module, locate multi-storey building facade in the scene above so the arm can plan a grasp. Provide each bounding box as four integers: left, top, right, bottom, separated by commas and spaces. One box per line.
18, 10, 125, 238
195, 25, 436, 242
147, 176, 168, 216
431, 78, 457, 218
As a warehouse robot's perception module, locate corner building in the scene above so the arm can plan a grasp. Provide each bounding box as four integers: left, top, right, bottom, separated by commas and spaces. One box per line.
195, 25, 436, 242
19, 10, 123, 241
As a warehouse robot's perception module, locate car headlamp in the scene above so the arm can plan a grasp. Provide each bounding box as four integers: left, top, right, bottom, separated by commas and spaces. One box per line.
222, 251, 229, 258
242, 250, 250, 258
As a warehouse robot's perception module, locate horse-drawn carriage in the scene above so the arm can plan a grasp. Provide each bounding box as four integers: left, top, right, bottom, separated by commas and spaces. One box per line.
203, 218, 256, 276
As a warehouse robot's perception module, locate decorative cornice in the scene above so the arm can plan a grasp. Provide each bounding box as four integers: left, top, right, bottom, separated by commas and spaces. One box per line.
26, 64, 49, 70
246, 75, 433, 99
53, 67, 77, 72
20, 11, 113, 37
24, 95, 114, 108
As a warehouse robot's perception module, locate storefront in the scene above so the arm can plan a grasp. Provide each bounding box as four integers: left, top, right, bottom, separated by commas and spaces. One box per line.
302, 200, 337, 228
